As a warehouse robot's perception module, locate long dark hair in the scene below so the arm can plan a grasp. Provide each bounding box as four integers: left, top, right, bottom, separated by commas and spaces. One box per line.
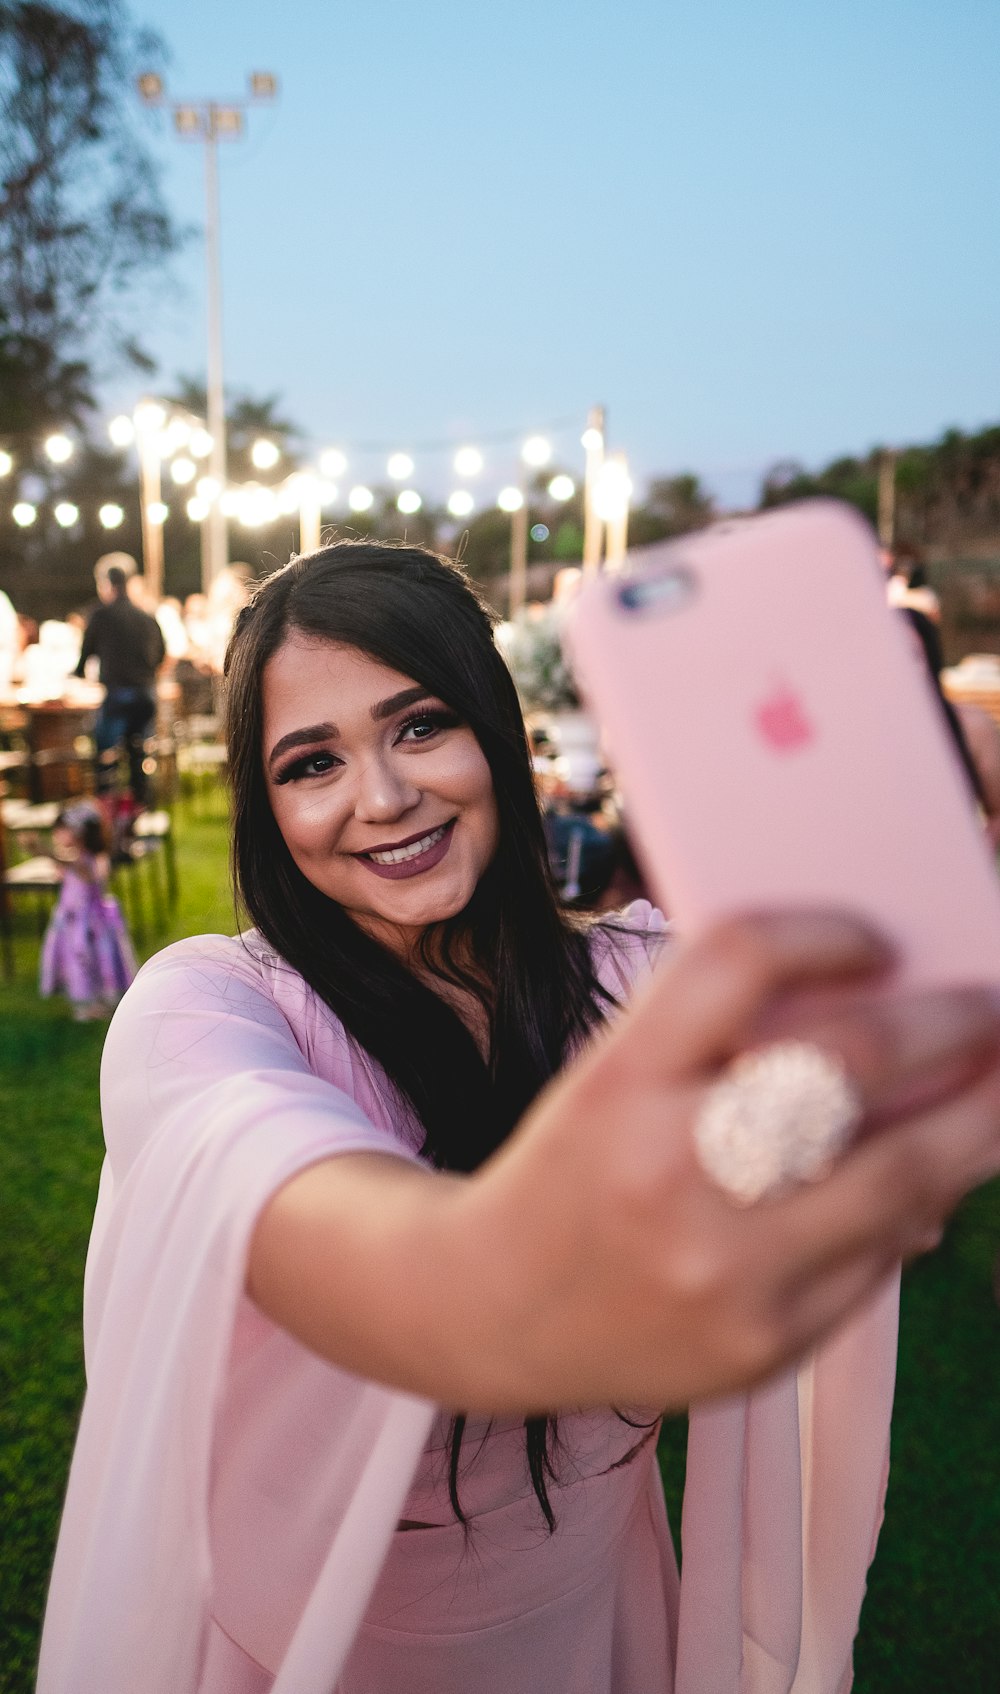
224, 541, 618, 1528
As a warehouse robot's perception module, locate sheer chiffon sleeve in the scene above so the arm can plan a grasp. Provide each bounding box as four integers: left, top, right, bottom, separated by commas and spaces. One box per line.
37, 936, 435, 1694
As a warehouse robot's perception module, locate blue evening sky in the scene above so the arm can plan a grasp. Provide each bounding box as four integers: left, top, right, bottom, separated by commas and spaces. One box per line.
121, 0, 1000, 508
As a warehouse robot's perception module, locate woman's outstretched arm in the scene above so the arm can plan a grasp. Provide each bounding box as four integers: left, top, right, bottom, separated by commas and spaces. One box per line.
247, 908, 1000, 1413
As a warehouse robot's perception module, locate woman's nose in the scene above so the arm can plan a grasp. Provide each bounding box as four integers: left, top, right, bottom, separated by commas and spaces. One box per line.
353, 753, 421, 822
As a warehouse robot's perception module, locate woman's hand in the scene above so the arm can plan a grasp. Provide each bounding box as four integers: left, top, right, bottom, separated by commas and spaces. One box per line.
459, 909, 1000, 1411
248, 910, 1000, 1413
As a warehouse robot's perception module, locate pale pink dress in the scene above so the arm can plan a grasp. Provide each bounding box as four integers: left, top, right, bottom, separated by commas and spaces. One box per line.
39, 857, 137, 1005
37, 904, 897, 1694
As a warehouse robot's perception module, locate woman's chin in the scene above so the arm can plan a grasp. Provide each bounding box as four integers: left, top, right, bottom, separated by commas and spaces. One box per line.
349, 881, 474, 946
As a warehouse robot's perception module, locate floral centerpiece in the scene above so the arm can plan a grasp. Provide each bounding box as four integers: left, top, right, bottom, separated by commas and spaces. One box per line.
496, 602, 602, 797
494, 602, 580, 713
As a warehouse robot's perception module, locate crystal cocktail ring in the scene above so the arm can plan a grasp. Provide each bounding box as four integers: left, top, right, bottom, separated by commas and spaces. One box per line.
692, 1040, 863, 1204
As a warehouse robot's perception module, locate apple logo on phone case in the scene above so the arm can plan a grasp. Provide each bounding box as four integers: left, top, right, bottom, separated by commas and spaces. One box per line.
755, 683, 815, 752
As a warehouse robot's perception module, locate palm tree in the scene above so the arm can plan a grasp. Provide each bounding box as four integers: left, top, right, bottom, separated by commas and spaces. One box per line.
166, 378, 303, 481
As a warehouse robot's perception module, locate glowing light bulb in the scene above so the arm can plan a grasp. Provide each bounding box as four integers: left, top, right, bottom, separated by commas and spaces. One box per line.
320, 448, 347, 479
195, 476, 220, 501
135, 401, 167, 435
108, 415, 135, 448
99, 503, 125, 529
189, 427, 213, 458
548, 474, 575, 501
251, 438, 280, 470
348, 485, 374, 512
387, 453, 414, 480
581, 427, 603, 452
521, 436, 551, 468
54, 501, 79, 527
447, 490, 475, 518
397, 489, 422, 514
44, 433, 74, 464
454, 446, 483, 478
170, 456, 197, 485
146, 501, 169, 525
497, 486, 524, 512
238, 485, 278, 527
12, 502, 37, 526
186, 496, 210, 522
0, 451, 11, 478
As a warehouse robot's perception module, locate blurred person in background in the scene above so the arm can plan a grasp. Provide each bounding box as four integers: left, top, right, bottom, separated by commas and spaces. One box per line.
75, 561, 165, 810
903, 607, 1000, 848
182, 591, 215, 662
88, 550, 137, 611
884, 542, 941, 623
39, 801, 137, 1021
155, 595, 191, 668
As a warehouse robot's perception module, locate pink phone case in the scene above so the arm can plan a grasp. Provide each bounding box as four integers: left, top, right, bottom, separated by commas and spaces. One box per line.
565, 499, 1000, 987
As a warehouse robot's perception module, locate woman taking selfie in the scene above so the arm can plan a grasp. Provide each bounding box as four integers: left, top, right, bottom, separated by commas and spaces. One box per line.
39, 543, 1000, 1694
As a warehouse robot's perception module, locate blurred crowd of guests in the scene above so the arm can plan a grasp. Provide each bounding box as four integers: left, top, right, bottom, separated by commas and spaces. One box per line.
0, 551, 253, 710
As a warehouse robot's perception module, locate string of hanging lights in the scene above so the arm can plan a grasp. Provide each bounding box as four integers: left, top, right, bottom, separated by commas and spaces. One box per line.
1, 402, 632, 611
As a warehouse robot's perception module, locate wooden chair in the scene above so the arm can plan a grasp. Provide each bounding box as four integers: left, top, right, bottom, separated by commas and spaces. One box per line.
942, 679, 1000, 732
1, 799, 62, 852
30, 743, 96, 803
0, 748, 30, 800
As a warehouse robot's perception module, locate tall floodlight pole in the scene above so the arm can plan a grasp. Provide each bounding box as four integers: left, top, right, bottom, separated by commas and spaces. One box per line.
595, 453, 633, 571
581, 404, 606, 573
136, 413, 164, 599
202, 122, 227, 591
878, 448, 897, 551
137, 71, 278, 591
509, 499, 529, 617
507, 434, 553, 617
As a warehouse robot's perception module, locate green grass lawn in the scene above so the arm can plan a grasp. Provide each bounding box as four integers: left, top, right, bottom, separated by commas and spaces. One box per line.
1, 803, 998, 1690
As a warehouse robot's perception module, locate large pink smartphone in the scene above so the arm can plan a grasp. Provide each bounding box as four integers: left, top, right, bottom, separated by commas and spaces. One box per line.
565, 499, 1000, 987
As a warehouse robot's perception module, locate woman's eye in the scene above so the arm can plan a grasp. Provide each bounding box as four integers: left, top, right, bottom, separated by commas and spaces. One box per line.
403, 716, 438, 740
398, 709, 459, 743
275, 751, 340, 784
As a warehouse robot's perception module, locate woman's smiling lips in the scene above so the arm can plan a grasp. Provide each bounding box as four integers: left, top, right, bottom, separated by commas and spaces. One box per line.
355, 819, 457, 880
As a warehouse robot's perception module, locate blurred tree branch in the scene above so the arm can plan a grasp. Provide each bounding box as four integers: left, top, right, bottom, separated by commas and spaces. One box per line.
0, 0, 179, 432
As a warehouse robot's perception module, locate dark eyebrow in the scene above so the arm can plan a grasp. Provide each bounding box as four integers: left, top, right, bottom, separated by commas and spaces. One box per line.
266, 688, 436, 772
371, 685, 434, 721
267, 722, 339, 771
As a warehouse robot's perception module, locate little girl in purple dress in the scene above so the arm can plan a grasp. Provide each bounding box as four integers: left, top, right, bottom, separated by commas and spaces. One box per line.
39, 802, 137, 1021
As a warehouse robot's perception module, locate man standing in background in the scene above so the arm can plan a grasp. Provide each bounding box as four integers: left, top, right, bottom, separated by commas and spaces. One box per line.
75, 558, 165, 810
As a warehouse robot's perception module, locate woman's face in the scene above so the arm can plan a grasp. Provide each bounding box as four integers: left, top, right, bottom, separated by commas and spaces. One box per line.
263, 632, 500, 957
